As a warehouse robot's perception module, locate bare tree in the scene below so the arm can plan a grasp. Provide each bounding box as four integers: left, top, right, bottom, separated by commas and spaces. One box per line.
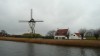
0, 30, 7, 36
97, 28, 100, 35
66, 29, 70, 39
46, 30, 55, 37
94, 29, 99, 40
79, 28, 86, 39
85, 29, 94, 37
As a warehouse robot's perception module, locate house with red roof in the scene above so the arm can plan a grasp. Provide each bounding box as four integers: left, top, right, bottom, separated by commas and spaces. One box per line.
54, 29, 69, 39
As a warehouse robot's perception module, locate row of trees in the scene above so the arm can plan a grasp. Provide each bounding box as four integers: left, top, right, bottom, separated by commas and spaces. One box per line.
0, 30, 52, 39
79, 28, 100, 40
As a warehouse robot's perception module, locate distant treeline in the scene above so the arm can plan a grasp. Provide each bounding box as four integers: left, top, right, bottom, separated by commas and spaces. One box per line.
6, 33, 54, 39
79, 28, 100, 40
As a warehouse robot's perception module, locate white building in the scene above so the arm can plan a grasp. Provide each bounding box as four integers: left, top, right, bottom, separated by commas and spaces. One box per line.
69, 33, 81, 39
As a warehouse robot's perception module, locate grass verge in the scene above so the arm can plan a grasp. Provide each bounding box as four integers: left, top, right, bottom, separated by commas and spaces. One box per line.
0, 37, 100, 48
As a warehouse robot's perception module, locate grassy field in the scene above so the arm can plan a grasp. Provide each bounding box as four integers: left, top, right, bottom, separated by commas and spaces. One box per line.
86, 37, 100, 40
0, 37, 100, 48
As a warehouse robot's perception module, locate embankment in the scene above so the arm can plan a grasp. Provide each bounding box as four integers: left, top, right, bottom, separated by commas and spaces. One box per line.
0, 37, 100, 48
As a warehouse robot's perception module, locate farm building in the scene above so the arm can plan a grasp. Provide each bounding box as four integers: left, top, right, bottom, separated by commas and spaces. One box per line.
70, 33, 81, 39
54, 29, 69, 39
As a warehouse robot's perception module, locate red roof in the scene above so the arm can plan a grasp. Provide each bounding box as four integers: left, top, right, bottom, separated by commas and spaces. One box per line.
75, 33, 80, 37
55, 29, 68, 36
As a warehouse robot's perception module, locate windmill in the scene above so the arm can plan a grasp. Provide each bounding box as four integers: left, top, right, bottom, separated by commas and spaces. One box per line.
19, 9, 43, 37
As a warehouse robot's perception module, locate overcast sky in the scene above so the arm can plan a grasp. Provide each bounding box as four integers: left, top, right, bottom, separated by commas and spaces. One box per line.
0, 0, 100, 35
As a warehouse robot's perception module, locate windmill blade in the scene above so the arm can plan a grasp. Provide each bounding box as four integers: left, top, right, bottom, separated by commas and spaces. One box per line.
19, 20, 29, 22
35, 21, 43, 22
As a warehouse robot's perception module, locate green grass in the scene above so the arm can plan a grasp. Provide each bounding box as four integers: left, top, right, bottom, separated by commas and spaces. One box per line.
86, 37, 100, 40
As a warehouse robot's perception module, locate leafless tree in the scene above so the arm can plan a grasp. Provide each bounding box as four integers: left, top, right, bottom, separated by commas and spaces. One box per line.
46, 30, 55, 37
97, 28, 100, 35
0, 30, 7, 36
79, 28, 86, 39
66, 29, 70, 39
94, 29, 99, 40
85, 29, 94, 37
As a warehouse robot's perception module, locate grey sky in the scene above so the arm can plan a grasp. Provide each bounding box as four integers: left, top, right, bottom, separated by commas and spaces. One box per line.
0, 0, 100, 35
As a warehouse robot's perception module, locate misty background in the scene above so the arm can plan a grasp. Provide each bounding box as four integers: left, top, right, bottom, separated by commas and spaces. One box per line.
0, 0, 100, 35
